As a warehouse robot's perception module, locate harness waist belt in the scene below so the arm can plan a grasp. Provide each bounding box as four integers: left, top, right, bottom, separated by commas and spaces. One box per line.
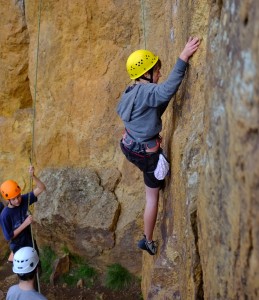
122, 130, 161, 153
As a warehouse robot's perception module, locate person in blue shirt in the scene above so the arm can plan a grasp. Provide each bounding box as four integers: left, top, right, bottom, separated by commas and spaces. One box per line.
117, 37, 200, 255
7, 246, 47, 300
0, 166, 46, 256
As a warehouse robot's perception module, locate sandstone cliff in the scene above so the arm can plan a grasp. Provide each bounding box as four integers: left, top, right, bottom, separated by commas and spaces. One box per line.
0, 0, 258, 299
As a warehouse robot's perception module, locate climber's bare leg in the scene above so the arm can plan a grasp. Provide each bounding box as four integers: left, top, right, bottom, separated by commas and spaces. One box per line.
144, 185, 159, 242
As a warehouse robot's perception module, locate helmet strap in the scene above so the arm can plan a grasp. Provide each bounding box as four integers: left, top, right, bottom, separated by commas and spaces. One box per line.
140, 66, 154, 83
139, 75, 152, 83
8, 200, 14, 207
150, 70, 154, 83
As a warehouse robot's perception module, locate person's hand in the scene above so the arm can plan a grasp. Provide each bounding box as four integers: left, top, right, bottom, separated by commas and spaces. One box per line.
29, 165, 35, 177
23, 215, 33, 227
179, 37, 200, 62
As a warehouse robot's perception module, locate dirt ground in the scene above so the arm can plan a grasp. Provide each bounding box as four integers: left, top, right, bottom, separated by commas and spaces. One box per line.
0, 260, 142, 300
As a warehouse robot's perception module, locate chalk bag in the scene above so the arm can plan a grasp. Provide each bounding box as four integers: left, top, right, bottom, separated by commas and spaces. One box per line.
154, 153, 170, 180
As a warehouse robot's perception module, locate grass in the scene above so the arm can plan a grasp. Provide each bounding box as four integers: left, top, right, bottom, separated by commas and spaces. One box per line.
59, 251, 97, 287
40, 246, 57, 282
104, 263, 134, 291
40, 246, 97, 287
40, 247, 138, 293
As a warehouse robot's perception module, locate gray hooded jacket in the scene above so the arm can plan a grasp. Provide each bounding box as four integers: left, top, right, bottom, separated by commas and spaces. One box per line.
117, 58, 188, 143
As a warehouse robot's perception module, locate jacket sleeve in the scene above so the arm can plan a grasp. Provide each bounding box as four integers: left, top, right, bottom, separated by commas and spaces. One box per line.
145, 58, 188, 107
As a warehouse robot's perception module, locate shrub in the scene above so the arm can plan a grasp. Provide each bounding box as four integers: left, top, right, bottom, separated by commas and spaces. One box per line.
60, 253, 97, 287
40, 246, 57, 282
40, 246, 97, 287
104, 263, 134, 291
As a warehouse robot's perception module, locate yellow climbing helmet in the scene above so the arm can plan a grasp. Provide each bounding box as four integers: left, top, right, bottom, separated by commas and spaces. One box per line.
0, 180, 21, 200
126, 49, 159, 80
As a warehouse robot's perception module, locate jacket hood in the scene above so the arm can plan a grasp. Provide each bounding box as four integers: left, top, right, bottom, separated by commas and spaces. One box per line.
116, 84, 141, 122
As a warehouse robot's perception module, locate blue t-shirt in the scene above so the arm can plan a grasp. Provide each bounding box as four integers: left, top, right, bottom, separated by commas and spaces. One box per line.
0, 192, 37, 252
7, 284, 47, 300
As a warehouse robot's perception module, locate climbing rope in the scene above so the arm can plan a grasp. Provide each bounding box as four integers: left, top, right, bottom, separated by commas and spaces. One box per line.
140, 0, 147, 49
31, 0, 43, 163
27, 0, 43, 293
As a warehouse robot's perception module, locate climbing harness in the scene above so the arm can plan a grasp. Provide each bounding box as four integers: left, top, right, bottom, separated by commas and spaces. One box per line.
122, 129, 161, 154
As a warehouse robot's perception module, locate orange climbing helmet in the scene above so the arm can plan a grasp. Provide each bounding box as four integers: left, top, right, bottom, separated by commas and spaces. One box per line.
126, 49, 159, 80
0, 180, 21, 200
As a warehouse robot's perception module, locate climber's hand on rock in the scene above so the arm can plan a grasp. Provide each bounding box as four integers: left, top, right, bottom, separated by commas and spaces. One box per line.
179, 37, 200, 62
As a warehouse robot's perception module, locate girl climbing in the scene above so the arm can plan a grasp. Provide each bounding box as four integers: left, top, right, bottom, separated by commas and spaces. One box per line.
117, 37, 200, 255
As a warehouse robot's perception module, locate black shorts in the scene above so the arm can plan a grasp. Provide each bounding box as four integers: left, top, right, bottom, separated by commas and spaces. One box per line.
120, 140, 164, 188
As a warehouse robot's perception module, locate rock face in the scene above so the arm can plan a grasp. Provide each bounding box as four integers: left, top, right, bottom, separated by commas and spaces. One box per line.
34, 168, 122, 265
0, 0, 258, 299
34, 168, 119, 254
50, 254, 70, 285
198, 2, 259, 299
0, 232, 9, 261
0, 202, 8, 259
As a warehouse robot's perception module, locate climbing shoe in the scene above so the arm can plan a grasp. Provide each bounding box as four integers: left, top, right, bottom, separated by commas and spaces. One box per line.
137, 235, 157, 255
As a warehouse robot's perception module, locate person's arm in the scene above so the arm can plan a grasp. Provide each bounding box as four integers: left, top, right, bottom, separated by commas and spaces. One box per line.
0, 210, 32, 241
179, 37, 200, 62
29, 166, 46, 197
146, 37, 200, 107
12, 215, 33, 239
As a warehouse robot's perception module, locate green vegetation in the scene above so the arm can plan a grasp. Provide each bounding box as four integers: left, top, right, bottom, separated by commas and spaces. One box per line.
104, 263, 134, 291
60, 245, 70, 255
40, 246, 97, 287
40, 246, 140, 296
60, 254, 97, 287
40, 246, 57, 282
